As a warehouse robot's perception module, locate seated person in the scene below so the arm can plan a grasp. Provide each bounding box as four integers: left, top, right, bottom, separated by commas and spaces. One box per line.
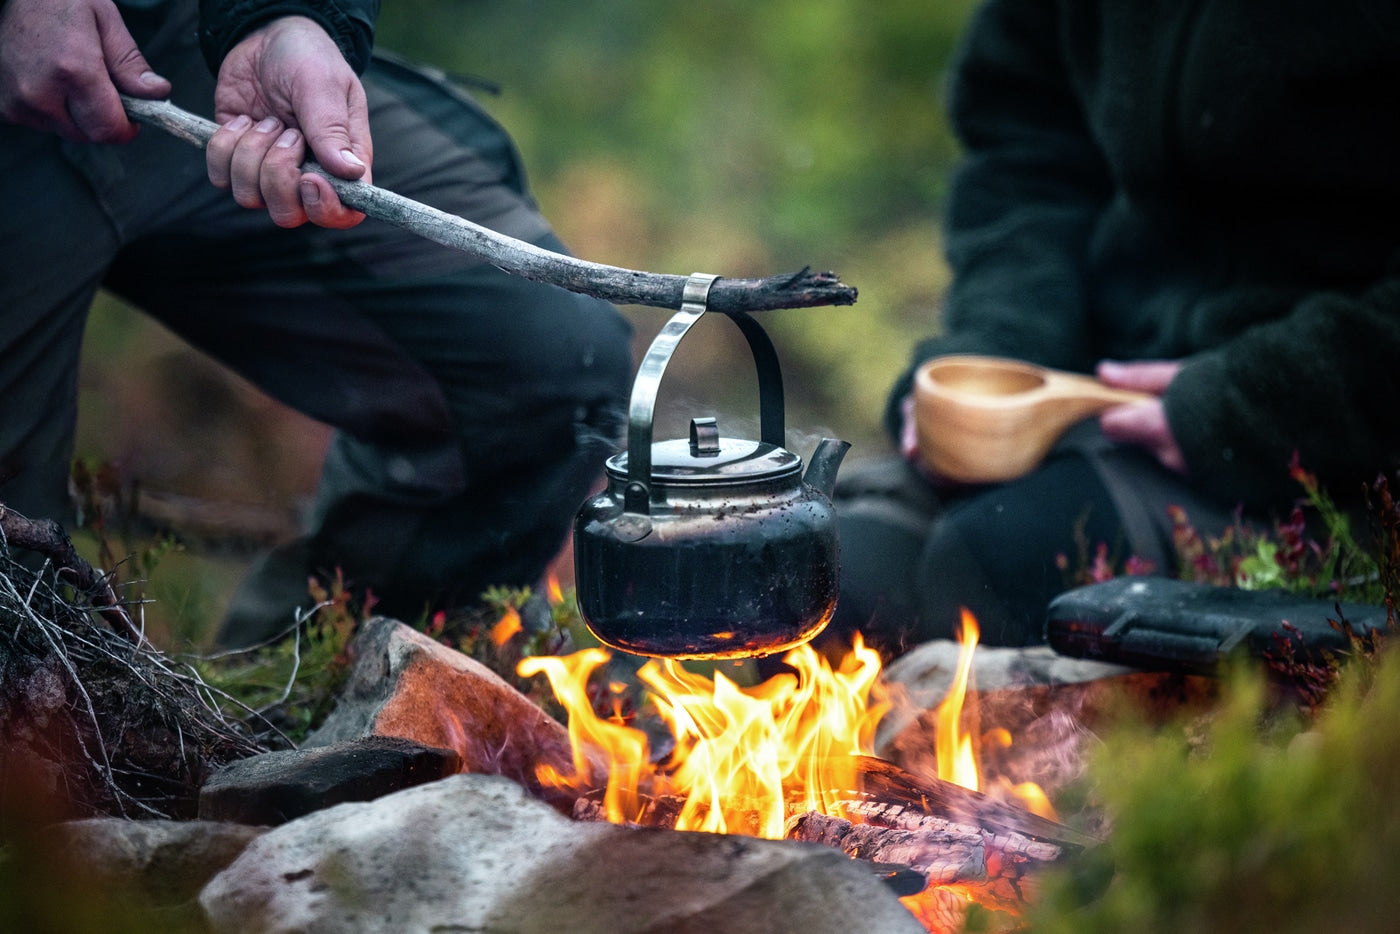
830, 0, 1400, 653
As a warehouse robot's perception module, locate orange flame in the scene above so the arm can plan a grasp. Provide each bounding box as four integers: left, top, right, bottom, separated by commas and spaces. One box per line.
519, 610, 1056, 932
519, 634, 889, 837
517, 648, 652, 822
928, 611, 1059, 821
935, 609, 981, 790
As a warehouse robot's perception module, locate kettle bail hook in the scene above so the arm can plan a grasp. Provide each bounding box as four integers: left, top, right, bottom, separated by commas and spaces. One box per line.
682, 271, 720, 311
622, 272, 720, 513
622, 271, 787, 516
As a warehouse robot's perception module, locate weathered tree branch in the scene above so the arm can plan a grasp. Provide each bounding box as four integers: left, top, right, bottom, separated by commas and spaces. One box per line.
0, 504, 142, 643
121, 96, 858, 313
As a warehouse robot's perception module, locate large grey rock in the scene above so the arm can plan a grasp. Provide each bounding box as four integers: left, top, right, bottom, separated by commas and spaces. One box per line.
199, 735, 461, 825
876, 639, 1215, 807
51, 817, 265, 901
876, 642, 1134, 753
18, 817, 266, 931
884, 642, 1134, 705
200, 772, 925, 934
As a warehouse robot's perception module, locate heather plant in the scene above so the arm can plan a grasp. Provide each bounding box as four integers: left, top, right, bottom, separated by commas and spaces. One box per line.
424, 582, 593, 719
1062, 455, 1392, 604
191, 569, 366, 746
1019, 642, 1400, 934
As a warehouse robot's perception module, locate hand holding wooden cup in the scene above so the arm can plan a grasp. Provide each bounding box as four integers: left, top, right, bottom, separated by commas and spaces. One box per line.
913, 355, 1152, 484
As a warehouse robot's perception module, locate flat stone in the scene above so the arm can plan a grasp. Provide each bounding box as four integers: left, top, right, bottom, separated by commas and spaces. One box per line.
200, 772, 926, 934
199, 734, 461, 825
306, 617, 577, 807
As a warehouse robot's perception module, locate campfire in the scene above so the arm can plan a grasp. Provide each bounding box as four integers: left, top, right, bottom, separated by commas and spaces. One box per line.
518, 609, 1085, 931
0, 520, 1105, 933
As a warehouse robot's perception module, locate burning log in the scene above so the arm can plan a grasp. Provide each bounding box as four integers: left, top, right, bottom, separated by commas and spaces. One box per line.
572, 754, 1092, 914
786, 811, 988, 887
820, 751, 1093, 914
847, 755, 1093, 851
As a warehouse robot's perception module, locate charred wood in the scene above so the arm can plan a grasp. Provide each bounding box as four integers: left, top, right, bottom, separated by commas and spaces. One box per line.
568, 755, 1093, 914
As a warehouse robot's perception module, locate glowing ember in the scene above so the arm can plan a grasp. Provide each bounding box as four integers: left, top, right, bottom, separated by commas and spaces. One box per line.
489, 606, 523, 647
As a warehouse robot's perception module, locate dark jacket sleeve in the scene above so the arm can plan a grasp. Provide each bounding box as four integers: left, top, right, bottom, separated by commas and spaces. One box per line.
199, 0, 380, 75
883, 0, 1111, 438
1166, 277, 1400, 511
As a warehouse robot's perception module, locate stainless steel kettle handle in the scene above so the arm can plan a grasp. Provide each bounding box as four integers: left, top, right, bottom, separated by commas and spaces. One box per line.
623, 272, 786, 514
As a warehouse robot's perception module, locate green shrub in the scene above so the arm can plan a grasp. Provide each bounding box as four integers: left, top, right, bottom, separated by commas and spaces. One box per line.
1024, 642, 1400, 933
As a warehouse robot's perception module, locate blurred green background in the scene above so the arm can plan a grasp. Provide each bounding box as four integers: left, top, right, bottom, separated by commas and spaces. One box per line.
75, 0, 979, 645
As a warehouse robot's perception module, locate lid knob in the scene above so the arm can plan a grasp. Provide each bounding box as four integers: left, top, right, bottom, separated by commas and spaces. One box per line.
689, 417, 721, 457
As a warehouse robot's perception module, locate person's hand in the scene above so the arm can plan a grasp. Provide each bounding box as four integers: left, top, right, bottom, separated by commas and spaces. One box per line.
898, 394, 920, 463
0, 0, 170, 142
205, 16, 371, 229
1096, 359, 1187, 475
898, 393, 975, 491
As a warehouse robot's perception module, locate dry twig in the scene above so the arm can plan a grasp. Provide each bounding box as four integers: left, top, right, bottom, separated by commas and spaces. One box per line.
0, 538, 265, 818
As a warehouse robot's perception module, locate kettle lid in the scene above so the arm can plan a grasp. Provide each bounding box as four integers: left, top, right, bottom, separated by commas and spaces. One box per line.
607, 416, 800, 485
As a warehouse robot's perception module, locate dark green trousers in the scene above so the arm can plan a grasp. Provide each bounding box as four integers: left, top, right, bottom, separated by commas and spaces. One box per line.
829, 422, 1248, 652
0, 2, 634, 641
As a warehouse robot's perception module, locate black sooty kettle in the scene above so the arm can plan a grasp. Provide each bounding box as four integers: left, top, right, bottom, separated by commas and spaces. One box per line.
573, 273, 850, 659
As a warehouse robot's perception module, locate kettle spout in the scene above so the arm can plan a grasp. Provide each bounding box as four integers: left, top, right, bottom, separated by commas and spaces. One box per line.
804, 438, 851, 500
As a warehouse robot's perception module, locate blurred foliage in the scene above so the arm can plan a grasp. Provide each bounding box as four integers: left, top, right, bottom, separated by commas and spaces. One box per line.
1016, 468, 1400, 933
371, 0, 973, 444
376, 0, 970, 246
1022, 641, 1400, 934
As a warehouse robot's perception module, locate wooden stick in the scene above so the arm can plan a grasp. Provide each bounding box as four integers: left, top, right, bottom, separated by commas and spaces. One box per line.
121, 96, 858, 313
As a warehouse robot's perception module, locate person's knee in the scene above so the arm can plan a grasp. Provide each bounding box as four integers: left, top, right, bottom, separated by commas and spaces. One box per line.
557, 293, 634, 404
915, 514, 1036, 645
914, 473, 1107, 646
498, 285, 633, 444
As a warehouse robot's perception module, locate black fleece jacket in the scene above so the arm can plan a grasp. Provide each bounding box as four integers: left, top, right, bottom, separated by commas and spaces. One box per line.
196, 0, 378, 74
890, 0, 1400, 512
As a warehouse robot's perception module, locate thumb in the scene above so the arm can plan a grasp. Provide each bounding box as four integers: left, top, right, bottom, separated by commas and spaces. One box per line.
96, 4, 170, 98
297, 84, 372, 183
